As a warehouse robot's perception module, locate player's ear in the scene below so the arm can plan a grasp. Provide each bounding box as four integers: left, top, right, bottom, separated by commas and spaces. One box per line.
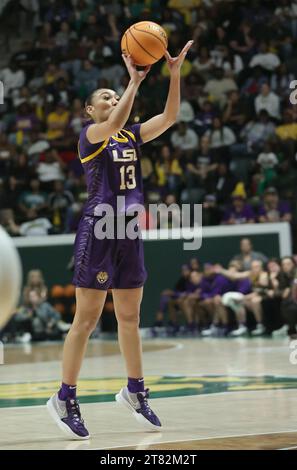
85, 105, 94, 117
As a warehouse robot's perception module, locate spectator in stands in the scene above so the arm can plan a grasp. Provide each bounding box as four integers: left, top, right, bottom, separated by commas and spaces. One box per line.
170, 121, 199, 155
18, 178, 48, 218
216, 259, 269, 336
222, 194, 255, 225
0, 60, 25, 98
240, 110, 276, 154
204, 116, 236, 163
204, 67, 237, 109
6, 208, 53, 237
232, 238, 268, 270
258, 186, 292, 223
204, 260, 252, 337
195, 263, 231, 333
22, 269, 48, 306
152, 264, 192, 336
36, 148, 65, 191
48, 180, 75, 233
249, 41, 281, 72
45, 102, 70, 142
277, 257, 297, 338
255, 82, 281, 121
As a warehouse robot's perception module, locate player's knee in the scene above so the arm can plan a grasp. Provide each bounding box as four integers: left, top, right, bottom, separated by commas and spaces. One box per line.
73, 311, 99, 335
117, 310, 140, 326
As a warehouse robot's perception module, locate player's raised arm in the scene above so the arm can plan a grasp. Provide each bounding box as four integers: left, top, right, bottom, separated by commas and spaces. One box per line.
140, 40, 194, 144
86, 55, 151, 144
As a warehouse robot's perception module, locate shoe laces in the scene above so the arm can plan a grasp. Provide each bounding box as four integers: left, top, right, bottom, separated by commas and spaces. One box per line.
137, 388, 153, 415
68, 399, 85, 425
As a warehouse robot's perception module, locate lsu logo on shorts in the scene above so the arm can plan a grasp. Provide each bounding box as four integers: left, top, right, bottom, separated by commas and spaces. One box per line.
97, 271, 109, 284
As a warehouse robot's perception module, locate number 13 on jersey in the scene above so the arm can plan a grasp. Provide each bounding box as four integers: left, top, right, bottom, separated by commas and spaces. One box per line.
112, 149, 137, 190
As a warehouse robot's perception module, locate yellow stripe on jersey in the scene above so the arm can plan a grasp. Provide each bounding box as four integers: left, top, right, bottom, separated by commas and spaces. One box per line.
78, 139, 109, 163
121, 129, 136, 142
111, 129, 136, 143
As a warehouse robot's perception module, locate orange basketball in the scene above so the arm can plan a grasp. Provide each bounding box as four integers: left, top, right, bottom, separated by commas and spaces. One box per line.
121, 21, 168, 66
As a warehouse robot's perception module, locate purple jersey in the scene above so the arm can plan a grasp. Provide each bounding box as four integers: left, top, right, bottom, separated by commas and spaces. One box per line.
78, 123, 144, 216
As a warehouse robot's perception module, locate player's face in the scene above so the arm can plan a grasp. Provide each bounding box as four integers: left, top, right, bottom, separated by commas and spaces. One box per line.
89, 89, 120, 123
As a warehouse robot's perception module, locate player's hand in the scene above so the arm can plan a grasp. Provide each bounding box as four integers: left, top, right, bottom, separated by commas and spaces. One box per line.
165, 40, 194, 73
122, 54, 151, 85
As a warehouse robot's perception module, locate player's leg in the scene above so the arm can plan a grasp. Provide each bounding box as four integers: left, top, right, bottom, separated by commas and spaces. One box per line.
47, 287, 107, 440
62, 287, 107, 384
112, 287, 161, 430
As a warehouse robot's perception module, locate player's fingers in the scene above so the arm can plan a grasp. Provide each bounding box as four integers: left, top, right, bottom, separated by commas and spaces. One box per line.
180, 40, 194, 55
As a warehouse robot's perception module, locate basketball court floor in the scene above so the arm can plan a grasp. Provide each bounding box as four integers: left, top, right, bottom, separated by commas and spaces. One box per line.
1, 337, 297, 450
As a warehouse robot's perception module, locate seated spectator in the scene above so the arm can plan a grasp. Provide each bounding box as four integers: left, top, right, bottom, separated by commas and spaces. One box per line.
178, 270, 203, 335
192, 46, 214, 80
22, 269, 48, 306
202, 194, 222, 226
275, 109, 297, 160
36, 148, 65, 191
249, 41, 281, 72
204, 67, 237, 109
255, 82, 281, 121
155, 144, 183, 195
229, 20, 256, 62
211, 162, 238, 205
7, 208, 53, 236
152, 264, 192, 335
54, 21, 78, 49
222, 194, 255, 225
88, 37, 113, 67
74, 59, 101, 98
48, 180, 75, 233
0, 60, 25, 99
216, 259, 269, 336
270, 64, 294, 100
204, 116, 236, 162
277, 257, 297, 338
69, 98, 85, 136
45, 102, 70, 141
193, 100, 216, 136
240, 110, 276, 154
18, 178, 48, 218
186, 135, 217, 191
222, 90, 248, 133
204, 260, 252, 337
170, 121, 199, 155
195, 263, 231, 333
157, 194, 181, 229
258, 186, 292, 223
232, 237, 268, 270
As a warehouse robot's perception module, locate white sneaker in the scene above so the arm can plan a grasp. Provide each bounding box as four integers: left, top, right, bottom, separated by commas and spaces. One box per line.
115, 386, 162, 431
46, 393, 90, 440
57, 321, 71, 332
251, 323, 265, 336
201, 325, 217, 337
272, 325, 288, 337
16, 332, 32, 343
230, 325, 248, 337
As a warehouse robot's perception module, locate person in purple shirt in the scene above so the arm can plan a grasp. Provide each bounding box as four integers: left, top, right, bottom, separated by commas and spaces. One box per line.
222, 195, 255, 225
46, 41, 194, 439
196, 263, 232, 336
258, 186, 292, 223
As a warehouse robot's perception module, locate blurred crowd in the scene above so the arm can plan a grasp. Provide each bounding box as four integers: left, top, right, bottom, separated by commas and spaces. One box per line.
153, 237, 297, 339
0, 0, 297, 239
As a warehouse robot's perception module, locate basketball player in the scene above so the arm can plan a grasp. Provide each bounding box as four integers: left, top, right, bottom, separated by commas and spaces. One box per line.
47, 40, 193, 439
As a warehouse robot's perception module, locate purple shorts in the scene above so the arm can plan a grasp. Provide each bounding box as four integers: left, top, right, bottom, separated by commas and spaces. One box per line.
73, 216, 147, 290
